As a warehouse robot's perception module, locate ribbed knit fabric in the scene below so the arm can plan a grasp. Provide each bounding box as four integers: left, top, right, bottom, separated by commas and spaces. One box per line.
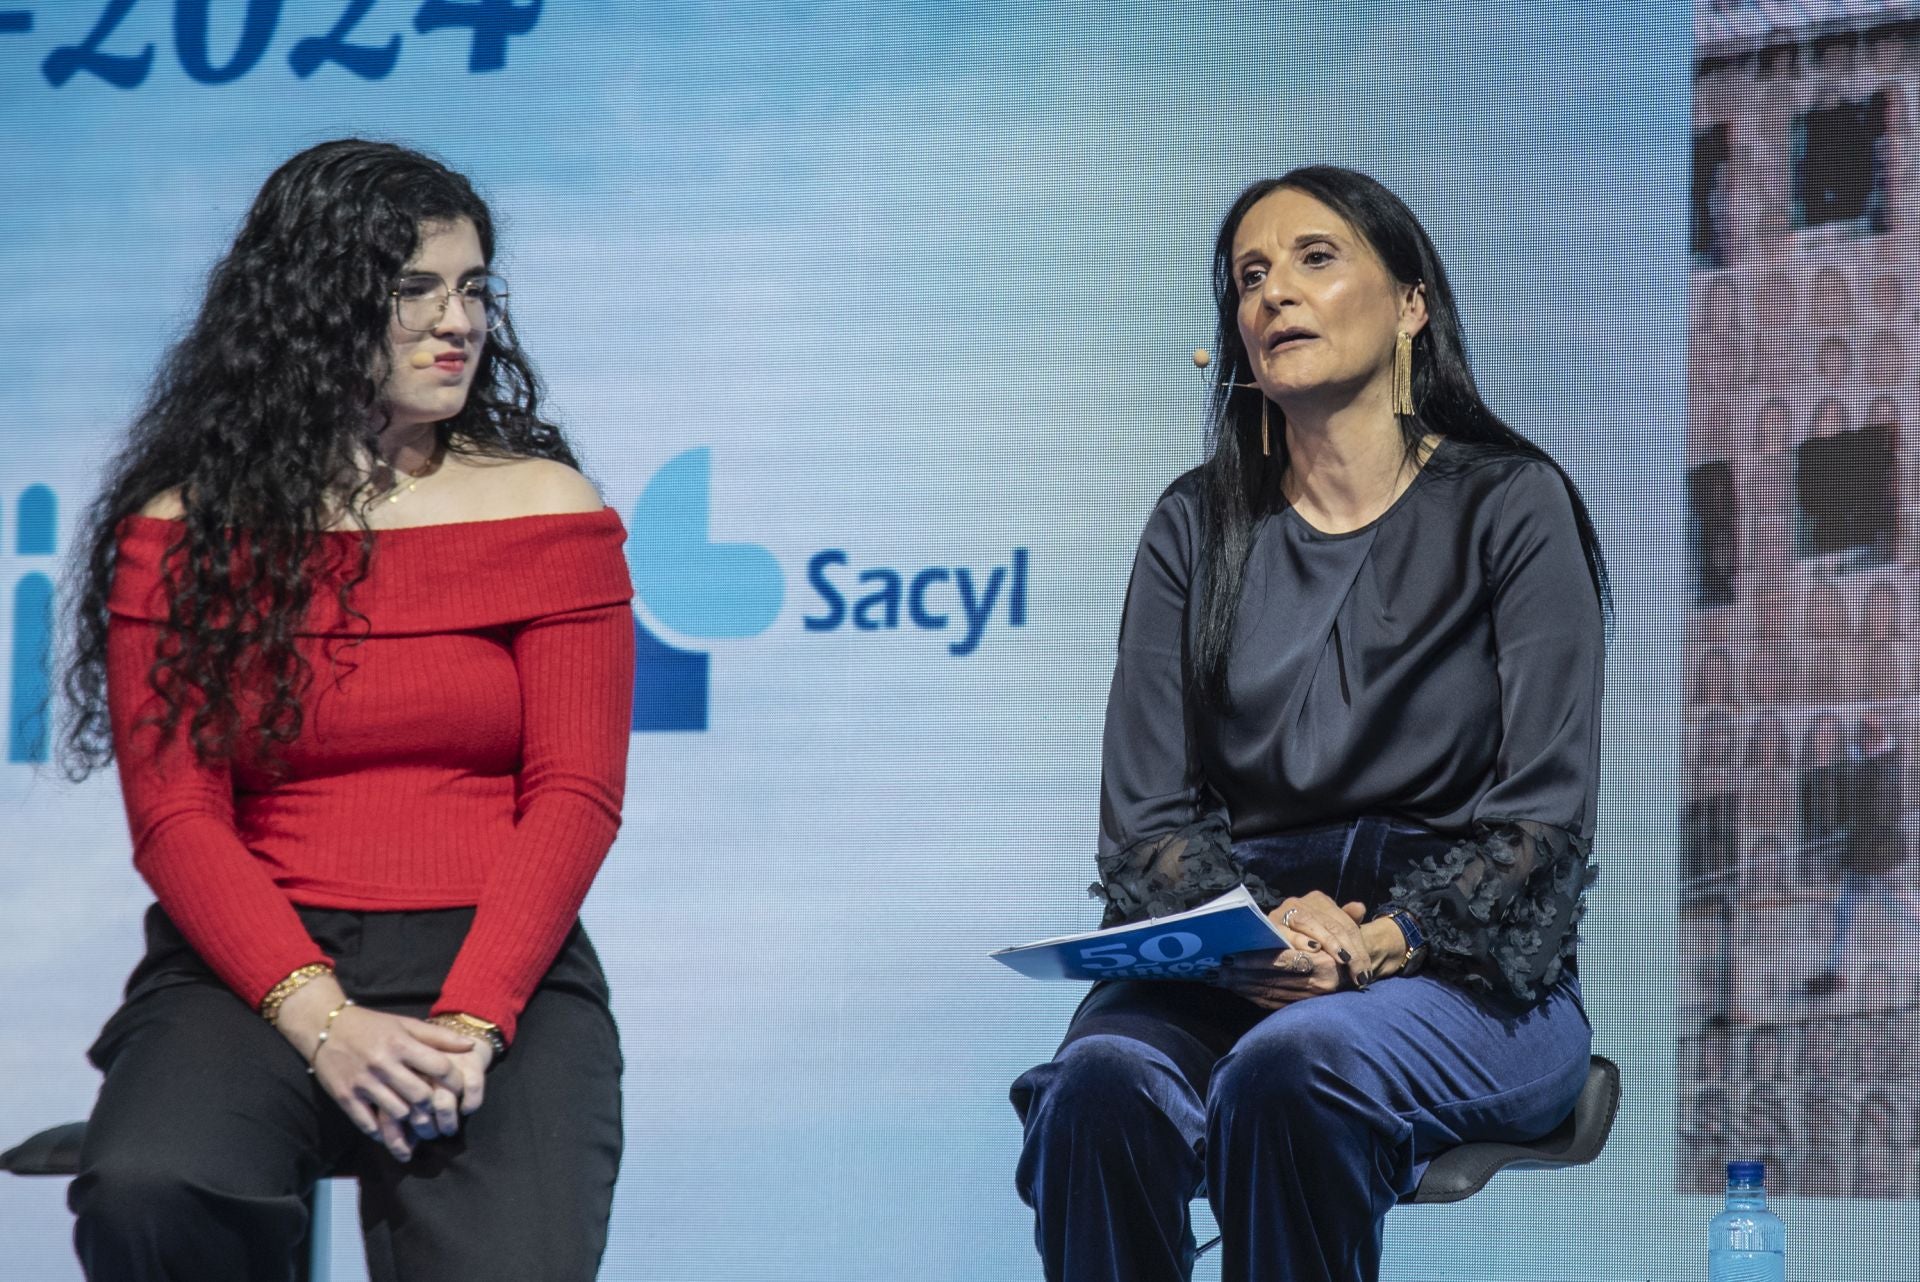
106, 509, 636, 1043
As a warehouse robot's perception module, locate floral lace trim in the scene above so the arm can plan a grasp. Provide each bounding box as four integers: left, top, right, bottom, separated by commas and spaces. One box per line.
1089, 821, 1278, 928
1384, 819, 1597, 1003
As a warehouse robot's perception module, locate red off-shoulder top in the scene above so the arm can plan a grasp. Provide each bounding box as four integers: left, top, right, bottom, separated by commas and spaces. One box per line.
106, 509, 636, 1043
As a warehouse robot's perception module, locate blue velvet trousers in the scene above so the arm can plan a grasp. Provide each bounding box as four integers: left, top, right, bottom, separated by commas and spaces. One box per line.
1010, 820, 1593, 1282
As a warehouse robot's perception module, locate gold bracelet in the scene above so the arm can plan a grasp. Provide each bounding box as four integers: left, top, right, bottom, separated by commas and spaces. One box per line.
430, 1011, 507, 1058
258, 963, 333, 1026
307, 998, 357, 1076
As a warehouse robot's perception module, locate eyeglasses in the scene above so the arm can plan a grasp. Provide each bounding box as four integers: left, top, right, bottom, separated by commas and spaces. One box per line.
389, 273, 510, 333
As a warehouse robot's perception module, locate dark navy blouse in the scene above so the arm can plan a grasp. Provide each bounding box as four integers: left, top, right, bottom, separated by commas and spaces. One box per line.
1091, 441, 1604, 1001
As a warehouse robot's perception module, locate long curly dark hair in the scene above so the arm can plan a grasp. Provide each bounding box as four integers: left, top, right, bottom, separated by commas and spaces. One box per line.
61, 139, 579, 778
1191, 166, 1612, 710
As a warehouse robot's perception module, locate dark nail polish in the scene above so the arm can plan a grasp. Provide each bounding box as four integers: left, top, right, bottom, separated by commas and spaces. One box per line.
1338, 949, 1352, 964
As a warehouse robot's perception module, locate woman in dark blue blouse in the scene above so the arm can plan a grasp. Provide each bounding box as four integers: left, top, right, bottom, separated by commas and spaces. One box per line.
1011, 168, 1611, 1282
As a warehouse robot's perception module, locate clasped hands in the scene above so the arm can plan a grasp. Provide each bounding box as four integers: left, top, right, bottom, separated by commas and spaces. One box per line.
276, 975, 493, 1162
1211, 891, 1411, 1011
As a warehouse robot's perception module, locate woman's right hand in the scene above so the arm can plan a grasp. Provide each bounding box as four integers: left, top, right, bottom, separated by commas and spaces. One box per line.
1268, 892, 1375, 986
1213, 893, 1371, 1009
275, 976, 478, 1162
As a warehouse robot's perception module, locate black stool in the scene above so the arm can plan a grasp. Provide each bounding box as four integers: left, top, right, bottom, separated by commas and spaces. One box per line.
2, 1120, 338, 1281
1197, 1053, 1621, 1254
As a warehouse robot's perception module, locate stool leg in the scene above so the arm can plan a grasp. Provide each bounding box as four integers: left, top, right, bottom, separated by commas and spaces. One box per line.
295, 1180, 329, 1282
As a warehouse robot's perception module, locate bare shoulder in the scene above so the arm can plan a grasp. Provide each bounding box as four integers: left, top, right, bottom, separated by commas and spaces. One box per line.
497, 457, 606, 515
450, 454, 606, 519
138, 487, 186, 520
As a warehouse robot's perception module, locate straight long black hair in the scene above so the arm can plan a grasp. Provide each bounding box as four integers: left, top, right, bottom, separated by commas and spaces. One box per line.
1193, 166, 1611, 709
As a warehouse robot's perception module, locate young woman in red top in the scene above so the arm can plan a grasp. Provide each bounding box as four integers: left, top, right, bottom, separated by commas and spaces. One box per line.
60, 139, 635, 1281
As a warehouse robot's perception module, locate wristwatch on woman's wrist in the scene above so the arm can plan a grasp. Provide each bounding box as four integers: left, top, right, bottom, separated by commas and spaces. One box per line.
431, 1011, 507, 1058
1376, 909, 1428, 977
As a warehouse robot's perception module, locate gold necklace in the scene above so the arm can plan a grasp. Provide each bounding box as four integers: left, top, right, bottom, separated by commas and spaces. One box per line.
373, 445, 444, 506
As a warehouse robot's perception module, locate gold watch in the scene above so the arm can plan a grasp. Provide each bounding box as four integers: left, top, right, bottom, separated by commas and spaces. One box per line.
431, 1011, 506, 1058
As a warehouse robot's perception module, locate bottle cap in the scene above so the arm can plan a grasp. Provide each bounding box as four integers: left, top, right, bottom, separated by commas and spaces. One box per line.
1727, 1160, 1765, 1186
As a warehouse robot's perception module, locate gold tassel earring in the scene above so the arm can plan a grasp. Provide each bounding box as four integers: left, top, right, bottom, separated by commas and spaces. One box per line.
1392, 331, 1414, 417
1259, 396, 1270, 457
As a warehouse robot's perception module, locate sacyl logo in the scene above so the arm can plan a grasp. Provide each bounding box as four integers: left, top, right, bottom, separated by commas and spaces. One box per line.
623, 449, 1032, 733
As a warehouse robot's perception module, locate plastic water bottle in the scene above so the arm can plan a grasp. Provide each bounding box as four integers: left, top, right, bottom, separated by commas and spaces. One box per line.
1708, 1160, 1785, 1282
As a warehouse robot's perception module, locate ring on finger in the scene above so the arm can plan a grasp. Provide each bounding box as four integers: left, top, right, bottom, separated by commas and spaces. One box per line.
1281, 907, 1299, 929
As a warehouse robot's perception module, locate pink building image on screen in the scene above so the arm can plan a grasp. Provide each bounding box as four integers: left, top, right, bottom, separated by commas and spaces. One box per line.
1685, 0, 1920, 1201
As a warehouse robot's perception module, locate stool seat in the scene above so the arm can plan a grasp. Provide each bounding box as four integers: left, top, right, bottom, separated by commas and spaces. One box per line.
1196, 1054, 1620, 1257
6, 1118, 340, 1282
0, 1120, 86, 1176
1406, 1054, 1621, 1204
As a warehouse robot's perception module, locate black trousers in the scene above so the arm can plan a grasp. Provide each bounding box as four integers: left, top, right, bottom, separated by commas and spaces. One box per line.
70, 905, 623, 1282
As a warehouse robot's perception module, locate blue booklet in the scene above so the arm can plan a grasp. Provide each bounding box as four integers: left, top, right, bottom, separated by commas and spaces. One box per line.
992, 886, 1287, 982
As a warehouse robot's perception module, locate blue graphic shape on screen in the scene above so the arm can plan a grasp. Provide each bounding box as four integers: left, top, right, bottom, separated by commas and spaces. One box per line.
628, 449, 783, 639
627, 448, 782, 733
10, 485, 56, 762
10, 575, 53, 764
632, 616, 710, 733
16, 484, 55, 555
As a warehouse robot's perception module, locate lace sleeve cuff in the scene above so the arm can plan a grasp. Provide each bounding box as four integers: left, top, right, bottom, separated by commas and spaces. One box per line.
1383, 819, 1597, 1003
1089, 820, 1278, 928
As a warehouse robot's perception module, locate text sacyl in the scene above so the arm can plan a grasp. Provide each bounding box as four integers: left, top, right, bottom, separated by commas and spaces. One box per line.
803, 549, 1029, 656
